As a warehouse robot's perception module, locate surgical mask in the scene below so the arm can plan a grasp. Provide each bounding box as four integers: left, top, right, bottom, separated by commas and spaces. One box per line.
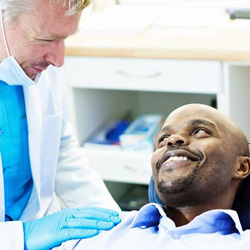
0, 10, 39, 86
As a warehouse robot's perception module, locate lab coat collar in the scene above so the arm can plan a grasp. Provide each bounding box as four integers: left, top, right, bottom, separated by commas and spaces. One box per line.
20, 82, 43, 220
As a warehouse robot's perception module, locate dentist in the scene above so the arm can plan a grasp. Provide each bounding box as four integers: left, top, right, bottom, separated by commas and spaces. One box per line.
0, 0, 120, 249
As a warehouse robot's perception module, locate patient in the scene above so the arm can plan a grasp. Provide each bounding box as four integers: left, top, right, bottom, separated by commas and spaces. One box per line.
54, 103, 250, 250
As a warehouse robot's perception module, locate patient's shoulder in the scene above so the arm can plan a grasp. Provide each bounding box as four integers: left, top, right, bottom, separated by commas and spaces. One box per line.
120, 210, 138, 220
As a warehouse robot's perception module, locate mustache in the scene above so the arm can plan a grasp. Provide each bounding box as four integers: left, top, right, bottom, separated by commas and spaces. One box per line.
155, 146, 203, 172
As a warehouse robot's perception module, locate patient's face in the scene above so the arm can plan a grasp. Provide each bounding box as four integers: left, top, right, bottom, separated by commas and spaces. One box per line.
151, 104, 241, 206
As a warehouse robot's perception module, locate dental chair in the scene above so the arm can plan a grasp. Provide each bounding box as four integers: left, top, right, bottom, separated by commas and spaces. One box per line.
148, 175, 250, 230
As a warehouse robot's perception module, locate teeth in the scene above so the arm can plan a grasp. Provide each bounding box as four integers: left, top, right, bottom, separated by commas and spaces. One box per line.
166, 156, 190, 162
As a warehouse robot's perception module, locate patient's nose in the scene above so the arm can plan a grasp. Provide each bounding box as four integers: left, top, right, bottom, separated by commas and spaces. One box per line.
167, 134, 189, 147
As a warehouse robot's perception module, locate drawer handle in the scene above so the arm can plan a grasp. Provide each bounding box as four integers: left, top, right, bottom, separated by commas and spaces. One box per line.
115, 70, 162, 79
123, 165, 139, 172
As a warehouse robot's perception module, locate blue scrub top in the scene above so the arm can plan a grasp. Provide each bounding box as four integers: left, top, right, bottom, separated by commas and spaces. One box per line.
0, 80, 33, 221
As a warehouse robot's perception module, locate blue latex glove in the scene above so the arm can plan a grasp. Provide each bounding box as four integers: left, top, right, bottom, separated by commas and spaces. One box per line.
23, 207, 121, 250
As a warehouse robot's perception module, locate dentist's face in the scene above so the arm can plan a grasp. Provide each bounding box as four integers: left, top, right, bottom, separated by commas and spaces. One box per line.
2, 0, 81, 80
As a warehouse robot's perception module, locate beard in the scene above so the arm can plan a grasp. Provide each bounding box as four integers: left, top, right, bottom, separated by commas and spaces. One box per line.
157, 162, 200, 194
156, 161, 204, 207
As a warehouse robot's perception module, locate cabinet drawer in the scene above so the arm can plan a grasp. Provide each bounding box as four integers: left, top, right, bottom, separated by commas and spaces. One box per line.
83, 148, 152, 185
65, 56, 221, 94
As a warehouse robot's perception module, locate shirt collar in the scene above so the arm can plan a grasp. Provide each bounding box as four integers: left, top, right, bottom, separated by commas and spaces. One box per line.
131, 203, 244, 237
131, 203, 166, 228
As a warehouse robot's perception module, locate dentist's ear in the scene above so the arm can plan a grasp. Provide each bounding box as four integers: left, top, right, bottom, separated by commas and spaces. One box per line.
234, 156, 250, 180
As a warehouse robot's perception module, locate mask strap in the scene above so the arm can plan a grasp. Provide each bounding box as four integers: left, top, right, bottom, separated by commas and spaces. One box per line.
0, 10, 11, 57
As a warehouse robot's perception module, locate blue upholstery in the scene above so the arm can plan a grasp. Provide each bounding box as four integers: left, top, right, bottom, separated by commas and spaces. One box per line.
148, 175, 250, 230
148, 177, 164, 206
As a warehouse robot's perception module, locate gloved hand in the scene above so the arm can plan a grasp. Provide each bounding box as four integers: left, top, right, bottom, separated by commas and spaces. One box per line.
23, 207, 121, 250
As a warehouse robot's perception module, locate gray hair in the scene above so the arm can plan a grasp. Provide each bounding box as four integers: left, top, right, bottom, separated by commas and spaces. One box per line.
0, 0, 91, 26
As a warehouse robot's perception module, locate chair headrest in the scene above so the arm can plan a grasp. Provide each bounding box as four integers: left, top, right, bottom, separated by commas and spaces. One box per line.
148, 175, 250, 230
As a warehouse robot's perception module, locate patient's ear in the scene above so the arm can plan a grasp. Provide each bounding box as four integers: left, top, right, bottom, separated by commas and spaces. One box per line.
234, 156, 250, 179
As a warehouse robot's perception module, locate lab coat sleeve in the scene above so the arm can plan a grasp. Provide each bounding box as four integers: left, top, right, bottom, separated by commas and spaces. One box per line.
54, 68, 120, 211
55, 121, 120, 211
0, 221, 24, 250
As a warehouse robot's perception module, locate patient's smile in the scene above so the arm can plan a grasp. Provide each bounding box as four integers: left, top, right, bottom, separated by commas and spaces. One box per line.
155, 149, 202, 173
166, 156, 191, 162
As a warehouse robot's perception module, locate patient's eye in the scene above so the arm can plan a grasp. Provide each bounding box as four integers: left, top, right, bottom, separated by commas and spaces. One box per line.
192, 127, 211, 138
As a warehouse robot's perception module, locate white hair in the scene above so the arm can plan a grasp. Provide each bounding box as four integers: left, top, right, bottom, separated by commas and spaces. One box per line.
0, 0, 91, 26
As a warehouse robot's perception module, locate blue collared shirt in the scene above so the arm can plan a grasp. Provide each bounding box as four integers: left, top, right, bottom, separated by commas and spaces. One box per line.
55, 203, 250, 250
0, 80, 33, 221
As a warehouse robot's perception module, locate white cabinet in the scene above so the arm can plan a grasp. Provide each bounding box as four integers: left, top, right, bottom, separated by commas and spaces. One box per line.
64, 56, 250, 188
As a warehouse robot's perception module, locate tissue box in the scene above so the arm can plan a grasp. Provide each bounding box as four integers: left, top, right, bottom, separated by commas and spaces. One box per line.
119, 114, 163, 152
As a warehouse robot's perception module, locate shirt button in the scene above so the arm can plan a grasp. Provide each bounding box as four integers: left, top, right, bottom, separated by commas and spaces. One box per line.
172, 232, 180, 239
0, 129, 3, 136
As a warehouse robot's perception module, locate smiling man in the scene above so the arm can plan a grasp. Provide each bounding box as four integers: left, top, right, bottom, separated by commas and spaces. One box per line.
55, 103, 250, 250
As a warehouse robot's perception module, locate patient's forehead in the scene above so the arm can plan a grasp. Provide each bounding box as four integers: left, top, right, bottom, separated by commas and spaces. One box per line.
164, 104, 225, 128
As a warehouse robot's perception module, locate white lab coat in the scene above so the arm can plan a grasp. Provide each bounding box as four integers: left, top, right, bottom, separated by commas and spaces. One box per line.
0, 66, 120, 249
